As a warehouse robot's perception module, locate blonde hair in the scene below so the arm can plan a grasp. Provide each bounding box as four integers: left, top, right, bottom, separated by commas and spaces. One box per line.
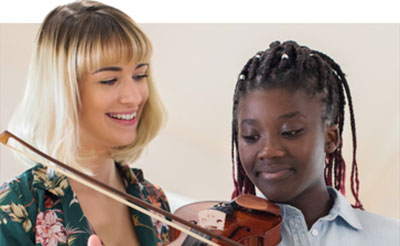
8, 0, 165, 169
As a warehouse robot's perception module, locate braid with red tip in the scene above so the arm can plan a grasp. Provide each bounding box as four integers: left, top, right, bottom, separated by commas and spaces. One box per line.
231, 41, 363, 209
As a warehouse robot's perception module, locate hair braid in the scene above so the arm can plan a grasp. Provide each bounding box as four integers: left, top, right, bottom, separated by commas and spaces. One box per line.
231, 40, 363, 209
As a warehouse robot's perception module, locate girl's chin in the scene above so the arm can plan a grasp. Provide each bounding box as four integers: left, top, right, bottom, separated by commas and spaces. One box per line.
258, 188, 293, 203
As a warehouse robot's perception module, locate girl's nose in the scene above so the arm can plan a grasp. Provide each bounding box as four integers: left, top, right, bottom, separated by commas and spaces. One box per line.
257, 139, 286, 160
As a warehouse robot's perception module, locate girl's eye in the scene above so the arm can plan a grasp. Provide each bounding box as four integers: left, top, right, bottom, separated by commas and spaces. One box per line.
282, 129, 303, 138
241, 135, 260, 143
132, 74, 148, 81
100, 78, 117, 85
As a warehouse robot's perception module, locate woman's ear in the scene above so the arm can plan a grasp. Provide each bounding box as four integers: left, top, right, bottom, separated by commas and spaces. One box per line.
325, 124, 339, 153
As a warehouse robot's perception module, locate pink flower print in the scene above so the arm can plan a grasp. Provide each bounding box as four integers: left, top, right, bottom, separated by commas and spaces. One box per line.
149, 210, 166, 235
35, 210, 67, 246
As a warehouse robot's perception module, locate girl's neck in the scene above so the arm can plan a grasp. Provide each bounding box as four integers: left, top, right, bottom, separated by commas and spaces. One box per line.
288, 186, 333, 230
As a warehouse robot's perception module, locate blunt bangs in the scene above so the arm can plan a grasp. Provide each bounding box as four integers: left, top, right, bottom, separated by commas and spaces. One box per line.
75, 11, 152, 79
10, 1, 164, 169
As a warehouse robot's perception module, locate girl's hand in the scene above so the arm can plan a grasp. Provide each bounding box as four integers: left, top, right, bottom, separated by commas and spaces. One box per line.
87, 235, 102, 246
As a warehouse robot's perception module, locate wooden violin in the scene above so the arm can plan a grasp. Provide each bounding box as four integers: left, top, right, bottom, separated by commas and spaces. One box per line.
169, 195, 282, 246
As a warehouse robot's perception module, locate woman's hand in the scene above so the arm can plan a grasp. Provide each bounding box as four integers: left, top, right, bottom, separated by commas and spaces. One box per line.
87, 234, 102, 246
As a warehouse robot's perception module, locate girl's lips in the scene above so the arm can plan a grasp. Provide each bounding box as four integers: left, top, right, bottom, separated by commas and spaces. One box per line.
257, 168, 293, 181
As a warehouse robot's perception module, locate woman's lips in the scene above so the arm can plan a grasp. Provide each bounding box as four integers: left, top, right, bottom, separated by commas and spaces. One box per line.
106, 113, 138, 126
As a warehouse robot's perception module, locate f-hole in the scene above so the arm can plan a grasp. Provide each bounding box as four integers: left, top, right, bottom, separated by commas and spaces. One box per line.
228, 226, 251, 238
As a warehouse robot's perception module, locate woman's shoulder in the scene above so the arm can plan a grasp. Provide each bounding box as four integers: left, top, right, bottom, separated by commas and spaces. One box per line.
0, 165, 43, 242
0, 164, 41, 204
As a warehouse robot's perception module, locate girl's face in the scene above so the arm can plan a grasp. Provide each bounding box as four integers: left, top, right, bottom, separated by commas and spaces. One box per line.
78, 63, 149, 152
237, 89, 338, 205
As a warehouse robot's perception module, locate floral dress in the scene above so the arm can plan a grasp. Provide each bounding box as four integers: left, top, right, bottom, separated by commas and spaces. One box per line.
0, 163, 170, 246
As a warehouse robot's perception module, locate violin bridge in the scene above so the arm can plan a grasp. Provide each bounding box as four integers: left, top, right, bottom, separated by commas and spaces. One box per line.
198, 209, 226, 230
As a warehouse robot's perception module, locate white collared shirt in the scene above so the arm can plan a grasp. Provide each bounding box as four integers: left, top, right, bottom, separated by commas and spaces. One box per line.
276, 187, 399, 246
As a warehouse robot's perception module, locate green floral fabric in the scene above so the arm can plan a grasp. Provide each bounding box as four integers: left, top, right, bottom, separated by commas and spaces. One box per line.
0, 163, 170, 246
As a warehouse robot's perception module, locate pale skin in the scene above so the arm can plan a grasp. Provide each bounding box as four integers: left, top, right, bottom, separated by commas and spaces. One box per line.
71, 163, 139, 246
72, 62, 150, 246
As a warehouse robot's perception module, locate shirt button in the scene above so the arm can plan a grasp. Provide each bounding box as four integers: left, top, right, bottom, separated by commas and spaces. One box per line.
312, 229, 319, 236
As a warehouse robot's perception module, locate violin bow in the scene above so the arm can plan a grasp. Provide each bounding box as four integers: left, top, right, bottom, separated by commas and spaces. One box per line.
0, 131, 243, 246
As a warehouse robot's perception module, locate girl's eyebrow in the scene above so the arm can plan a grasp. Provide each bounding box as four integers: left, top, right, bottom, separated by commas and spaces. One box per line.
240, 119, 257, 126
279, 111, 300, 119
240, 112, 305, 126
92, 63, 149, 74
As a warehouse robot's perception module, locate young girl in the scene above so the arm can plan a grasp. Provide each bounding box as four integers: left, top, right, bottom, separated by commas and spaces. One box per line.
0, 1, 169, 245
231, 40, 399, 245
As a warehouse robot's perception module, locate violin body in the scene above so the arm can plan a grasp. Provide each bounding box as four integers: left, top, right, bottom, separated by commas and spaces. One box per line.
170, 194, 282, 246
217, 210, 281, 246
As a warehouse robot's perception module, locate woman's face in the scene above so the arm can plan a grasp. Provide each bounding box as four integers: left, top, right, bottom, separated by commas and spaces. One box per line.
78, 63, 149, 152
237, 89, 337, 205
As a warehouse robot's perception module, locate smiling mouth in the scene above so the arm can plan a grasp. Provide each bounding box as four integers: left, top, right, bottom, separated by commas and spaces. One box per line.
256, 169, 293, 181
106, 112, 137, 121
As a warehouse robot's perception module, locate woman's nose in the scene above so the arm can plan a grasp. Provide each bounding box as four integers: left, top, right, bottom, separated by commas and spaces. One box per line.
118, 80, 143, 106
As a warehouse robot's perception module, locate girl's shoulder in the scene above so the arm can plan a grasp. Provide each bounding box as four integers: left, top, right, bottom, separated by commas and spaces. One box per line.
329, 187, 399, 244
343, 208, 399, 245
352, 208, 400, 231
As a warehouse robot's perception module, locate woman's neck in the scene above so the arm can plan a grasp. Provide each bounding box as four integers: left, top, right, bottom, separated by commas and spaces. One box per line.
77, 144, 118, 180
83, 158, 117, 184
69, 151, 122, 194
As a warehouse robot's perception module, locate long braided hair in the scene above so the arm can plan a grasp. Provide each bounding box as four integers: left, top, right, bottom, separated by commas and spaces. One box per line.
231, 41, 363, 209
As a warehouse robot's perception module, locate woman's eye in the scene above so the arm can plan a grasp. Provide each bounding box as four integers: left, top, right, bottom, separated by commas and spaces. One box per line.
241, 135, 260, 143
132, 74, 148, 81
282, 129, 303, 138
100, 78, 117, 85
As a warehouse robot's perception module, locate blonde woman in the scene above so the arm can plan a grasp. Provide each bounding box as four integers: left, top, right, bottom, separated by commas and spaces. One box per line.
0, 1, 169, 245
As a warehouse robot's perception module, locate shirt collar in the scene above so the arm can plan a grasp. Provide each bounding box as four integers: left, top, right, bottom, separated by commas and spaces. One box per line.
276, 187, 362, 230
116, 162, 142, 184
326, 186, 362, 230
31, 164, 69, 197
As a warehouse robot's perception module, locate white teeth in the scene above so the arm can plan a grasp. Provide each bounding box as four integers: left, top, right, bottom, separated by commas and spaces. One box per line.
109, 112, 136, 120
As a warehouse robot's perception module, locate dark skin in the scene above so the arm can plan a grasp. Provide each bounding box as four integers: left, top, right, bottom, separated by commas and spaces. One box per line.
237, 88, 339, 229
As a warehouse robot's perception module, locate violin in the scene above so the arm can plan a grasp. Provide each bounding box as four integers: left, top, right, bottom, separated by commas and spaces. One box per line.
169, 195, 282, 246
0, 131, 282, 246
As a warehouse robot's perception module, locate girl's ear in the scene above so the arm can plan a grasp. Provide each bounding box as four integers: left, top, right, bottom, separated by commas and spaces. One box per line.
325, 124, 339, 154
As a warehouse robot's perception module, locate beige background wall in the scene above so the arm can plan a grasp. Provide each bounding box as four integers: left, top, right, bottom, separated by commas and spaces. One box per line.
0, 24, 399, 218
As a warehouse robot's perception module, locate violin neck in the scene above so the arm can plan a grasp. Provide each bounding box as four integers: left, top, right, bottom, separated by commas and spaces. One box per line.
182, 229, 211, 246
